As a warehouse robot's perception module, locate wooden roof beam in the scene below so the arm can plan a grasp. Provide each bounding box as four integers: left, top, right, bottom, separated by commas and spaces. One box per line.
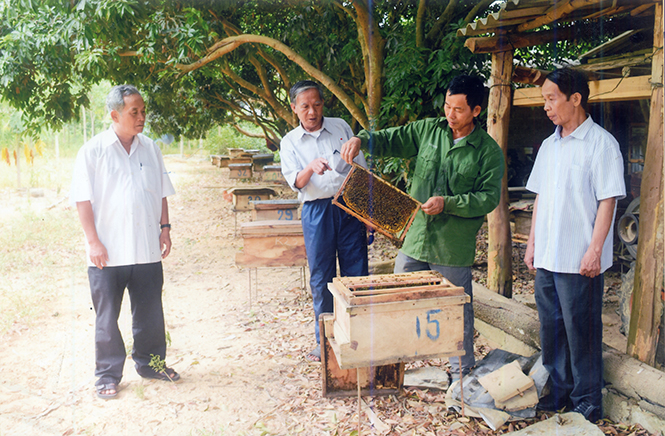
517, 0, 602, 33
512, 65, 601, 86
464, 14, 654, 54
512, 66, 549, 86
465, 27, 578, 54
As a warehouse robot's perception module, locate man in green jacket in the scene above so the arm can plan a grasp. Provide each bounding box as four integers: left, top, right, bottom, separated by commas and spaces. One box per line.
341, 74, 504, 379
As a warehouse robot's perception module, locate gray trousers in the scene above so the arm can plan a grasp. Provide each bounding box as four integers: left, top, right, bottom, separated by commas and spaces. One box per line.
394, 251, 475, 376
88, 262, 166, 385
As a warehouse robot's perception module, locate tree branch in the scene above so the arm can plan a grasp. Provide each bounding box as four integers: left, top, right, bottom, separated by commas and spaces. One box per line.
463, 0, 493, 25
416, 0, 427, 48
176, 34, 369, 129
425, 0, 459, 45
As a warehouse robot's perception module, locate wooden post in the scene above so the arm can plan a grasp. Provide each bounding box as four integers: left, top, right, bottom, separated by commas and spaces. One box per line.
627, 2, 664, 367
486, 48, 514, 298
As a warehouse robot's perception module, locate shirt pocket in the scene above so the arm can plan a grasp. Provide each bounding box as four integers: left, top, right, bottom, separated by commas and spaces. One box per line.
139, 164, 158, 193
565, 163, 589, 193
448, 161, 479, 195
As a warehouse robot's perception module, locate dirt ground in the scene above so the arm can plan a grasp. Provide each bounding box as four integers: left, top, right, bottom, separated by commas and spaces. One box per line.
0, 157, 654, 436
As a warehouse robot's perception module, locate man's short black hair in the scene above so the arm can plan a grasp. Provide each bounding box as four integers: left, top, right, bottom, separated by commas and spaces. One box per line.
545, 68, 590, 110
447, 75, 485, 110
290, 80, 324, 104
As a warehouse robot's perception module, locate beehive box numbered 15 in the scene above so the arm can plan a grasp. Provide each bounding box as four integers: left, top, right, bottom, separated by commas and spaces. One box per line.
332, 163, 420, 246
326, 271, 469, 369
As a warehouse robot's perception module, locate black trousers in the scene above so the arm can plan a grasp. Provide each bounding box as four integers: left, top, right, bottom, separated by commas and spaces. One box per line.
88, 262, 166, 384
534, 269, 604, 410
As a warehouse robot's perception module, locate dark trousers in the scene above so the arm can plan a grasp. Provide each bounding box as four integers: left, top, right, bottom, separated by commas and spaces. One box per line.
394, 251, 475, 376
88, 262, 166, 384
301, 198, 368, 344
534, 269, 604, 410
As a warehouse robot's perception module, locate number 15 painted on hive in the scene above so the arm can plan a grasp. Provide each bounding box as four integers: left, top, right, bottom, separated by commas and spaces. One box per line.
415, 309, 441, 341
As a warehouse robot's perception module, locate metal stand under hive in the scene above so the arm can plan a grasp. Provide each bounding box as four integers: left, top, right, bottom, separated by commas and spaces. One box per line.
327, 271, 469, 370
332, 163, 420, 247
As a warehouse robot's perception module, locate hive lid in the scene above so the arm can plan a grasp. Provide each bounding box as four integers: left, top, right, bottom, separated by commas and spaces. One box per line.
240, 219, 303, 236
331, 271, 466, 306
250, 199, 301, 209
332, 163, 420, 247
228, 187, 276, 196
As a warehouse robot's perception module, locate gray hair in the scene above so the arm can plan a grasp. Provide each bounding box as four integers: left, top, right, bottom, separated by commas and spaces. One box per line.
106, 84, 141, 113
289, 80, 323, 104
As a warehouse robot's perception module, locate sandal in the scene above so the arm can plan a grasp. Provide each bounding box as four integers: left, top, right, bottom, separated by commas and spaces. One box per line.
96, 381, 118, 399
306, 345, 321, 362
139, 367, 181, 382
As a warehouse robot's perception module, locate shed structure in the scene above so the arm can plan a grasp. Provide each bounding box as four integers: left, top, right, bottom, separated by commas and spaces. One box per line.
456, 0, 663, 368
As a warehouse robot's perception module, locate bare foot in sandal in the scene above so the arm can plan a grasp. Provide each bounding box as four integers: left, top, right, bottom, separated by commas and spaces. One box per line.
96, 381, 118, 399
306, 345, 321, 362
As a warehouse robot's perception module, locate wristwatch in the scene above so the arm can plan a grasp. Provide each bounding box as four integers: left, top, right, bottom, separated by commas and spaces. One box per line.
160, 223, 171, 229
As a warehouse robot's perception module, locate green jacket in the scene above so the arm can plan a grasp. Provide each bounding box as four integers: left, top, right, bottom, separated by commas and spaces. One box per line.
356, 118, 504, 267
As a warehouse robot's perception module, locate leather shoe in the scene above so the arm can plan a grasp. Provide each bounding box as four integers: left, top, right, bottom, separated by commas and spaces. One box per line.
573, 400, 602, 422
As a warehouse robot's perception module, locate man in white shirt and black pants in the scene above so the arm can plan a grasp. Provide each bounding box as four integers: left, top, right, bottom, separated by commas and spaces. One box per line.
525, 68, 625, 421
280, 81, 369, 362
71, 85, 179, 399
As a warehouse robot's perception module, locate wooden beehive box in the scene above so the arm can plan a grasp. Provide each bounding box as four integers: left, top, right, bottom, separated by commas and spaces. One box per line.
327, 271, 469, 369
228, 148, 244, 157
228, 187, 276, 211
229, 156, 253, 165
210, 155, 221, 166
235, 220, 307, 268
262, 165, 286, 183
218, 155, 230, 168
251, 199, 300, 221
228, 163, 253, 180
251, 153, 275, 172
333, 163, 420, 247
320, 314, 404, 398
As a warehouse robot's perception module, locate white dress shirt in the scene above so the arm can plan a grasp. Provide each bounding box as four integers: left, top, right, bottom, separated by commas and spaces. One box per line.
70, 128, 176, 267
280, 117, 367, 203
526, 116, 625, 274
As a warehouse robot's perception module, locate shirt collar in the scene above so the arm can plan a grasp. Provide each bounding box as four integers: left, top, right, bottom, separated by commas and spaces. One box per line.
294, 117, 328, 140
441, 118, 481, 149
100, 127, 142, 155
555, 114, 593, 140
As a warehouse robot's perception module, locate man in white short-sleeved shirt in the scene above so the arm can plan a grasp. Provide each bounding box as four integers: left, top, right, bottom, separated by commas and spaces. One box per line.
71, 85, 179, 399
280, 80, 369, 362
525, 68, 625, 422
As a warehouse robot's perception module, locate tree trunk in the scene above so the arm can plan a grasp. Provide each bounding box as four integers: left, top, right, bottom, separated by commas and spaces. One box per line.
55, 132, 59, 160
486, 48, 513, 298
15, 143, 21, 189
473, 283, 540, 350
352, 0, 385, 129
82, 106, 87, 144
415, 0, 426, 48
627, 2, 664, 368
90, 109, 95, 138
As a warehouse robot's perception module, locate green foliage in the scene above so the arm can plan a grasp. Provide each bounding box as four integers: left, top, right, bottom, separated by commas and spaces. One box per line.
133, 383, 146, 400
148, 353, 167, 374
0, 0, 630, 176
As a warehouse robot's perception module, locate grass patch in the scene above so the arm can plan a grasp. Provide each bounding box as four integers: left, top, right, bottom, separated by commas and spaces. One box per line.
0, 181, 83, 333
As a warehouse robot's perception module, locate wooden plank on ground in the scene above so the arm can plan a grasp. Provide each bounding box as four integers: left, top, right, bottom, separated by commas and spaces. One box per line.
477, 360, 535, 403
494, 384, 538, 411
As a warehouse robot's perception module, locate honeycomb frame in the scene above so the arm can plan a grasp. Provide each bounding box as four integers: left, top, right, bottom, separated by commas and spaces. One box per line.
332, 163, 420, 246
